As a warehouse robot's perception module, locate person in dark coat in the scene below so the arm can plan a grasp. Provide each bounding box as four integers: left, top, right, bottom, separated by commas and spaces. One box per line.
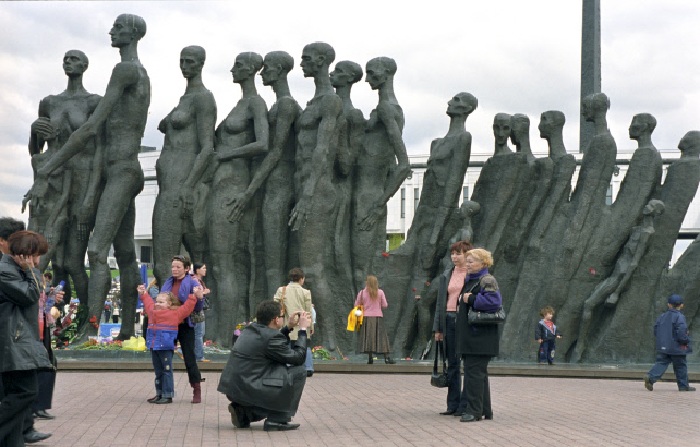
432, 240, 472, 416
456, 248, 502, 423
0, 230, 53, 445
644, 294, 695, 392
218, 300, 309, 431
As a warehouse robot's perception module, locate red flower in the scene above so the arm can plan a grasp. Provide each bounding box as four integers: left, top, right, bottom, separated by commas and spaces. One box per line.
411, 287, 417, 292
381, 252, 389, 258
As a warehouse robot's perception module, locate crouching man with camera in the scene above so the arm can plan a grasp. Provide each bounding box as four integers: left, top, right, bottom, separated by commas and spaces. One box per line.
218, 301, 309, 431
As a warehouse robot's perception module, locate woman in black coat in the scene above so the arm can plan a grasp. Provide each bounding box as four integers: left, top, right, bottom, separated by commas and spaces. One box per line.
0, 231, 52, 445
456, 248, 502, 422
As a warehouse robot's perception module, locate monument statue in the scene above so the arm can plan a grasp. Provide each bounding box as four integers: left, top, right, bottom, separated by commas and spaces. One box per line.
330, 60, 365, 296
23, 49, 102, 303
289, 42, 345, 349
152, 45, 216, 287
377, 93, 477, 355
36, 14, 150, 339
229, 50, 301, 300
589, 130, 700, 362
573, 199, 665, 362
19, 22, 700, 362
352, 57, 410, 290
209, 51, 269, 341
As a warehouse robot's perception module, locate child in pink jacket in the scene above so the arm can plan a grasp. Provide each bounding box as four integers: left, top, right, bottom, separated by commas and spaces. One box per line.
137, 284, 202, 404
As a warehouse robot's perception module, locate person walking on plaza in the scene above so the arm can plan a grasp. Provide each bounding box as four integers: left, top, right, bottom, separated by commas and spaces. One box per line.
160, 255, 206, 403
274, 268, 314, 376
355, 275, 395, 364
535, 305, 562, 365
137, 285, 202, 404
644, 294, 695, 392
218, 301, 310, 431
0, 230, 53, 445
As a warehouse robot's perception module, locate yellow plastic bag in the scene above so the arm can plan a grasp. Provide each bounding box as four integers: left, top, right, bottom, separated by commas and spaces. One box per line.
122, 336, 147, 351
346, 305, 364, 331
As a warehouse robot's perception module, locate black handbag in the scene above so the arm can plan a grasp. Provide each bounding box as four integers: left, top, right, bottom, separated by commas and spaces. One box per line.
467, 307, 506, 325
430, 340, 449, 388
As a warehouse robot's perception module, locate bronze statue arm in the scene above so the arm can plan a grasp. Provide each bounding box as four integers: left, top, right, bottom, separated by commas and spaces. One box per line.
38, 62, 139, 176
29, 99, 54, 157
216, 96, 269, 161
376, 103, 410, 208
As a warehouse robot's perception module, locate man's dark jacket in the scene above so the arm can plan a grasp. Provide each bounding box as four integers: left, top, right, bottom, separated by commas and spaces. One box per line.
217, 322, 306, 412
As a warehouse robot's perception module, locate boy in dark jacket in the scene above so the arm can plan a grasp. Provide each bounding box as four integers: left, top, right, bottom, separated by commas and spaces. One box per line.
137, 285, 202, 403
644, 294, 695, 391
535, 305, 562, 365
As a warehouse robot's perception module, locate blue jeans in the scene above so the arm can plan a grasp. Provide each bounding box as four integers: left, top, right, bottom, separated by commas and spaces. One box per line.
444, 313, 467, 412
647, 353, 689, 389
538, 340, 556, 364
289, 340, 314, 372
151, 350, 174, 398
194, 321, 205, 361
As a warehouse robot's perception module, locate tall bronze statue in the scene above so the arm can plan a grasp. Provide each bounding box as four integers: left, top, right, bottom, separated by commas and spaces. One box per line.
289, 42, 344, 349
229, 51, 301, 300
37, 13, 150, 338
152, 46, 216, 286
209, 52, 268, 341
353, 57, 410, 290
24, 49, 102, 302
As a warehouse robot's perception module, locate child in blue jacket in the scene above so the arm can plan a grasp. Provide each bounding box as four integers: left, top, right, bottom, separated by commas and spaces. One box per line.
535, 305, 562, 365
644, 294, 695, 392
138, 285, 201, 403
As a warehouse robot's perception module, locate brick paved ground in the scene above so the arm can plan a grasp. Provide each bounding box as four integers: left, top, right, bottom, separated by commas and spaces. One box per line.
34, 371, 697, 447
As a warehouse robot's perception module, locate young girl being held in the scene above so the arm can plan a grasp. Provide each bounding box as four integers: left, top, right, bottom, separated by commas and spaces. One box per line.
137, 284, 203, 403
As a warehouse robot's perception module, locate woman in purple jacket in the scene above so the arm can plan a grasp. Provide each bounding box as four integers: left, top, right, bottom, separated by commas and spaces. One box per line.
456, 248, 502, 422
160, 255, 205, 403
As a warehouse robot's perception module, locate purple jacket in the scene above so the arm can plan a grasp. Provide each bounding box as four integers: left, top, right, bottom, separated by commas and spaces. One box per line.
161, 274, 202, 328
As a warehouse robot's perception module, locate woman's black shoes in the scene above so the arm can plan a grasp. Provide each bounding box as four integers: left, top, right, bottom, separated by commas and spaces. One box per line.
384, 357, 395, 364
460, 413, 481, 422
439, 409, 456, 415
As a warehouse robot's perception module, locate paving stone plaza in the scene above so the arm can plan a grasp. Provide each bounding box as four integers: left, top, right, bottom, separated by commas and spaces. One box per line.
36, 365, 698, 447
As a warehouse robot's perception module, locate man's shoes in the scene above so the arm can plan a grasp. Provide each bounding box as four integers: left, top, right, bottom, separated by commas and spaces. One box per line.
228, 404, 250, 428
460, 413, 481, 423
153, 397, 172, 404
306, 371, 314, 377
644, 375, 653, 391
384, 357, 396, 364
23, 430, 52, 444
483, 412, 493, 420
147, 395, 161, 403
263, 420, 300, 431
439, 409, 456, 415
679, 386, 696, 391
33, 410, 55, 420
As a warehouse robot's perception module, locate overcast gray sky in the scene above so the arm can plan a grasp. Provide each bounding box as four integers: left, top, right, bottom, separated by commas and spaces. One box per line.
1, 0, 698, 220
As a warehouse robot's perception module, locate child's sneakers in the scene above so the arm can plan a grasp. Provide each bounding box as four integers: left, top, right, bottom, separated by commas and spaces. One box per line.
643, 375, 653, 391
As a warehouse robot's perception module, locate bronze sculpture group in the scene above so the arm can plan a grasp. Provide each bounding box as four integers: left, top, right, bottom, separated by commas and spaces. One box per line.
22, 13, 699, 363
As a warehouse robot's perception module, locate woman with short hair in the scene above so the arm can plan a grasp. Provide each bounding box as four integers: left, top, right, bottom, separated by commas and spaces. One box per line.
0, 231, 52, 445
